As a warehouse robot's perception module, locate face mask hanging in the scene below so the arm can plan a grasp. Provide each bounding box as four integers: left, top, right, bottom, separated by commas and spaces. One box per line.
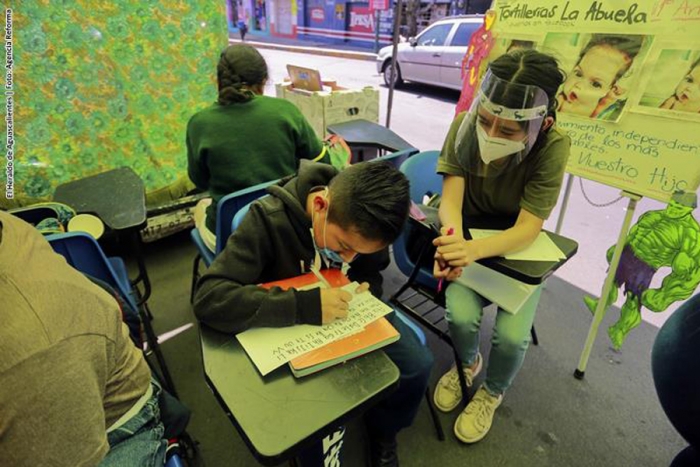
309, 188, 351, 275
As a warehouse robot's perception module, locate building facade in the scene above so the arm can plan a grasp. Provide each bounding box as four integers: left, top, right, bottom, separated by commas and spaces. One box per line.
227, 0, 488, 49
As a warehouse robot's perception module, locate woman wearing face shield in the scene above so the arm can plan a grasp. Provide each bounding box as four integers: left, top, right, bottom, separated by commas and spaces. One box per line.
432, 49, 571, 443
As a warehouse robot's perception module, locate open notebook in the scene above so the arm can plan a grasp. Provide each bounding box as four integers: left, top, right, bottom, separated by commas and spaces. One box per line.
236, 269, 396, 376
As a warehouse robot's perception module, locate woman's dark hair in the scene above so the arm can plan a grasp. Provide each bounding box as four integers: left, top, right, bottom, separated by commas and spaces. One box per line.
327, 161, 410, 245
577, 34, 644, 83
217, 44, 268, 105
487, 49, 565, 121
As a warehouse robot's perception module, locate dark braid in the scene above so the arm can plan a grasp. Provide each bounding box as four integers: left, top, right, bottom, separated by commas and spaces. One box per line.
217, 44, 268, 105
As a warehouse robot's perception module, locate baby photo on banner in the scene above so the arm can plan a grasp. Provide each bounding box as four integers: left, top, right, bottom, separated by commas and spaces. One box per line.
541, 33, 653, 123
637, 49, 700, 122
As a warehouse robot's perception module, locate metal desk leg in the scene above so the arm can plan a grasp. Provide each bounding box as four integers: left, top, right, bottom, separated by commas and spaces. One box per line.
453, 349, 471, 409
128, 231, 152, 307
140, 301, 178, 397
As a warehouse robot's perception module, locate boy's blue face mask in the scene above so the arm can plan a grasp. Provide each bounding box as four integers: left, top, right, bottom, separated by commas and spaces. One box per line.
310, 188, 354, 269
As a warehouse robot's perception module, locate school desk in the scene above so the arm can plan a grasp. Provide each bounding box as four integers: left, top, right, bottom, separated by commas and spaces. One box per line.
464, 216, 579, 285
327, 119, 417, 162
200, 325, 400, 466
53, 167, 152, 303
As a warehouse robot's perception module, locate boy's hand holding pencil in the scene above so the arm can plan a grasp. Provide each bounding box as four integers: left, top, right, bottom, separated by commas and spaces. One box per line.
320, 282, 370, 324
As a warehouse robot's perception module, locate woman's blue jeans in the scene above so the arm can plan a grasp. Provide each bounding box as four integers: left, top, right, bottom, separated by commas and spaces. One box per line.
445, 280, 542, 395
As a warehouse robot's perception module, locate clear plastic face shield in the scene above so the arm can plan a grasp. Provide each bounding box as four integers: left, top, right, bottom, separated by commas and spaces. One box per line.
455, 70, 550, 177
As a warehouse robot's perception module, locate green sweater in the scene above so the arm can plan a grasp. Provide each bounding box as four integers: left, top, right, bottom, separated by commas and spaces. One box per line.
187, 95, 324, 233
437, 112, 571, 221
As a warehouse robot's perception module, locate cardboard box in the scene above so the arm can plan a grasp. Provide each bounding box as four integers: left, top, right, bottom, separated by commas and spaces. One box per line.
275, 82, 379, 138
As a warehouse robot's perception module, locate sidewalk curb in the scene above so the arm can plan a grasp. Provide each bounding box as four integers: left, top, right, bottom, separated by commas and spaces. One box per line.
228, 38, 378, 62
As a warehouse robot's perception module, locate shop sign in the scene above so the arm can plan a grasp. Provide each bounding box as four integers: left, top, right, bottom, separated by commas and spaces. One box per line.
311, 7, 325, 22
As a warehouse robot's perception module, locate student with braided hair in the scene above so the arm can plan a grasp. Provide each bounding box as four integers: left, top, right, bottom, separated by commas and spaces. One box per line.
187, 44, 325, 251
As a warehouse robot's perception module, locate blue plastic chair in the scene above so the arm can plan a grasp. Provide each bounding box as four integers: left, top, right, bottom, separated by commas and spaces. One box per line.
46, 231, 191, 466
9, 205, 65, 226
369, 147, 419, 169
225, 151, 418, 236
46, 232, 178, 394
47, 232, 139, 314
165, 453, 185, 467
392, 150, 442, 291
231, 201, 253, 232
190, 179, 279, 301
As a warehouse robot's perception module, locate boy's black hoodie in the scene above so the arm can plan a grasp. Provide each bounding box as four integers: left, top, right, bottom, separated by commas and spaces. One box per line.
193, 162, 390, 334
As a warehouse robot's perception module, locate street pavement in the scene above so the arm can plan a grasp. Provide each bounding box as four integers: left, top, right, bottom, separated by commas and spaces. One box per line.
247, 40, 699, 330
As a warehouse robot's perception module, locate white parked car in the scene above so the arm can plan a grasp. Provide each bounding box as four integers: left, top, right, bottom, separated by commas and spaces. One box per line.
376, 15, 483, 91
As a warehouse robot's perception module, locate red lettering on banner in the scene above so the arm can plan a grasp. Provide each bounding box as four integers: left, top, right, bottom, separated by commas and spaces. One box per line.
349, 7, 375, 33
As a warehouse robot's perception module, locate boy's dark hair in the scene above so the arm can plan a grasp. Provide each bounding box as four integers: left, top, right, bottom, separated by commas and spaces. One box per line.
217, 44, 268, 105
327, 161, 410, 244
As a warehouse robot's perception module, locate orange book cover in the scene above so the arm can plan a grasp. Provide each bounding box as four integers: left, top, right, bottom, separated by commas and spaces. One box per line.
260, 269, 397, 377
260, 268, 349, 290
289, 317, 399, 377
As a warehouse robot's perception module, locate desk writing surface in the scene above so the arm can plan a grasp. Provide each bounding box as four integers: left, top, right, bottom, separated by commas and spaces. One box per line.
201, 326, 399, 464
412, 215, 578, 285
479, 234, 577, 285
53, 167, 147, 231
327, 119, 415, 152
465, 218, 578, 285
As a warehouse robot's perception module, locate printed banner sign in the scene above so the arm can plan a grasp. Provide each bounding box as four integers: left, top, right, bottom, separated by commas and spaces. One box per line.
369, 0, 389, 11
485, 0, 700, 201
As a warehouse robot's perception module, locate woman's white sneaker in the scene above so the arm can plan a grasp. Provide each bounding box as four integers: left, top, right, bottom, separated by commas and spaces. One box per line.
453, 385, 503, 443
433, 352, 483, 412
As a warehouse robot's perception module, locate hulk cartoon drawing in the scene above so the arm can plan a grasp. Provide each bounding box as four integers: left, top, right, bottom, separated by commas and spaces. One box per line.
584, 191, 700, 349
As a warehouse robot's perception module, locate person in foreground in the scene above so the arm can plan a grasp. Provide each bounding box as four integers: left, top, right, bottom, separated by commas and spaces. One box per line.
0, 210, 166, 467
432, 49, 571, 443
194, 161, 433, 467
652, 292, 700, 467
187, 44, 325, 251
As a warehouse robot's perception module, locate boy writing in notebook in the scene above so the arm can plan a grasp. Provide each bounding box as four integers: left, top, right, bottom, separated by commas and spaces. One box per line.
194, 160, 433, 467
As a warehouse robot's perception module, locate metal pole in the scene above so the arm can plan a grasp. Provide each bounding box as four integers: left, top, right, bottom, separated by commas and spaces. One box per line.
374, 9, 381, 53
574, 191, 641, 379
385, 0, 403, 129
555, 174, 574, 235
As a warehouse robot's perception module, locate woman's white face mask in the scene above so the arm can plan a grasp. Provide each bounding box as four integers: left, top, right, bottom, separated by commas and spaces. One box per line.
475, 124, 526, 165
